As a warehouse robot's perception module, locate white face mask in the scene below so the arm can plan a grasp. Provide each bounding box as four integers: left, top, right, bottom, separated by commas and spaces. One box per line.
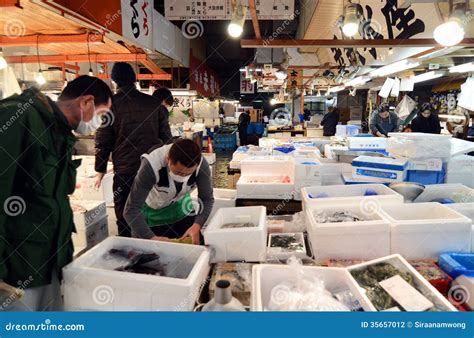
75, 102, 101, 135
168, 170, 191, 183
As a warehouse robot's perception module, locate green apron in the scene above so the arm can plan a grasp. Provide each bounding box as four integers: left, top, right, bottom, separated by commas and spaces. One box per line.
141, 193, 194, 227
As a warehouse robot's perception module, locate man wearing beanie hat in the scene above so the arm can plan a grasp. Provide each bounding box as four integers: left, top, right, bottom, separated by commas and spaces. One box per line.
95, 62, 172, 238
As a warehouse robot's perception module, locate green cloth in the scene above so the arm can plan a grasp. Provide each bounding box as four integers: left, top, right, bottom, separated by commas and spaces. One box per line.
0, 88, 77, 288
141, 193, 193, 226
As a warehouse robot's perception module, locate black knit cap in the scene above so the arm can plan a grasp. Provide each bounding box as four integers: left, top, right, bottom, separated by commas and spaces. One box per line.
111, 62, 136, 87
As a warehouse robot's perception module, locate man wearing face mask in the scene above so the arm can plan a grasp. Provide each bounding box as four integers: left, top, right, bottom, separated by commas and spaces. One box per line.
0, 76, 112, 311
410, 103, 442, 134
124, 139, 214, 244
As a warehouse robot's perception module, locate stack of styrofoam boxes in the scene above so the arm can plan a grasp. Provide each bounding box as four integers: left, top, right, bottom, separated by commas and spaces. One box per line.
203, 206, 267, 263
237, 157, 295, 199
302, 184, 404, 260
347, 255, 457, 311
445, 155, 474, 188
191, 188, 237, 226
378, 202, 472, 259
251, 264, 372, 311
293, 158, 322, 201
387, 133, 452, 159
229, 146, 271, 169
62, 237, 211, 311
71, 200, 109, 257
351, 156, 408, 183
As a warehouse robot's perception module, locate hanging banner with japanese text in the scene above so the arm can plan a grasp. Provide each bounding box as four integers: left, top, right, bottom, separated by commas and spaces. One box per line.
330, 0, 444, 67
240, 72, 254, 94
121, 0, 153, 50
190, 55, 221, 97
164, 0, 295, 20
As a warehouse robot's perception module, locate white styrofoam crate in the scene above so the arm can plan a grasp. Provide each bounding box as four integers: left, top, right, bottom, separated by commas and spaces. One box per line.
347, 137, 387, 151
301, 184, 403, 211
294, 158, 321, 180
203, 206, 267, 263
267, 232, 307, 260
445, 203, 474, 253
351, 156, 407, 183
414, 183, 474, 204
72, 215, 109, 252
387, 133, 452, 159
251, 264, 372, 311
306, 204, 391, 260
445, 155, 474, 188
237, 176, 295, 200
72, 200, 107, 230
380, 202, 472, 259
348, 254, 457, 311
293, 180, 323, 201
191, 188, 237, 226
63, 237, 210, 311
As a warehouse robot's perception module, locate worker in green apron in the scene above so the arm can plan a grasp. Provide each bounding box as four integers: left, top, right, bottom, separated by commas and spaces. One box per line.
124, 139, 214, 244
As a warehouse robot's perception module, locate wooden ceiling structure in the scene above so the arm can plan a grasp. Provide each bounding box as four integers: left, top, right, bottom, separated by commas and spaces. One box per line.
0, 0, 171, 80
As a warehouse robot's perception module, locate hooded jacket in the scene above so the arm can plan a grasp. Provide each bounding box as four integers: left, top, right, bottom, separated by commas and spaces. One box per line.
410, 112, 441, 134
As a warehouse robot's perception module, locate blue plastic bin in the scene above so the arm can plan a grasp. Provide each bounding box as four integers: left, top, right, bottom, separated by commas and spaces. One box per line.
439, 252, 474, 279
213, 131, 237, 151
406, 165, 446, 185
253, 123, 265, 135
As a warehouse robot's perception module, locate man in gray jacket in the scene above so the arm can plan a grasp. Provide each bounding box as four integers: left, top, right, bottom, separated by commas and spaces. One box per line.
370, 103, 399, 137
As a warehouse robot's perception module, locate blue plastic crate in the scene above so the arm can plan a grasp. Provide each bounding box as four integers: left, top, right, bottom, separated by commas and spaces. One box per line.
439, 252, 474, 279
406, 168, 446, 185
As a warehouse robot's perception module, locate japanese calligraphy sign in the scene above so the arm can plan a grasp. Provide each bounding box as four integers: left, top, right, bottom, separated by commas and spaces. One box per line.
190, 55, 221, 97
330, 0, 443, 67
121, 0, 153, 50
164, 0, 295, 20
240, 72, 254, 94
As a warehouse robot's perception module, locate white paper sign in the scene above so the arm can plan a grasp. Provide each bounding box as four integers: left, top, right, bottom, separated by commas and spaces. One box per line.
379, 275, 434, 312
121, 0, 153, 50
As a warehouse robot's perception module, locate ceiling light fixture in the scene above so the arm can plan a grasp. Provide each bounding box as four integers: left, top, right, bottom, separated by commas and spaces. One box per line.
0, 48, 7, 70
342, 2, 362, 37
434, 0, 469, 47
344, 76, 371, 87
228, 1, 247, 38
87, 31, 94, 76
449, 62, 474, 73
369, 59, 421, 77
412, 71, 444, 84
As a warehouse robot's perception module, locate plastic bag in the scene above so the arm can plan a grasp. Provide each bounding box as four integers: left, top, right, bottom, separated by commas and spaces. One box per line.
458, 76, 474, 111
395, 95, 416, 120
266, 257, 350, 311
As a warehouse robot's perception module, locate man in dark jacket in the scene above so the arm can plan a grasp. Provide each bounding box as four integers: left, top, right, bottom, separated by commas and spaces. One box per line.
95, 62, 172, 238
410, 102, 441, 134
238, 110, 251, 146
320, 107, 340, 136
0, 76, 112, 311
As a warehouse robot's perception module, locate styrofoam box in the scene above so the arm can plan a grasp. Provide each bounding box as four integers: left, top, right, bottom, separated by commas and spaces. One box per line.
414, 183, 474, 204
251, 264, 372, 311
73, 176, 103, 200
301, 184, 403, 211
62, 237, 211, 311
267, 232, 307, 260
293, 180, 323, 201
294, 158, 321, 180
380, 203, 472, 259
445, 203, 474, 253
387, 133, 452, 159
72, 215, 108, 251
191, 188, 237, 226
306, 204, 391, 260
352, 156, 407, 183
407, 158, 443, 171
445, 155, 474, 188
72, 200, 107, 230
319, 162, 353, 186
203, 206, 267, 263
348, 254, 457, 311
348, 137, 387, 151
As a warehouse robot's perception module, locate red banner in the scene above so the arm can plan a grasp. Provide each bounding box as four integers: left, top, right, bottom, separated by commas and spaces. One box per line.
190, 55, 220, 97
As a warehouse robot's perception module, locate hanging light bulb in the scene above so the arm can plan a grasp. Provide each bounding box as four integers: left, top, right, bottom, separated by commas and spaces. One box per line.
228, 1, 247, 38
36, 70, 46, 85
136, 81, 141, 91
434, 0, 468, 47
0, 48, 7, 70
342, 2, 362, 37
88, 67, 94, 76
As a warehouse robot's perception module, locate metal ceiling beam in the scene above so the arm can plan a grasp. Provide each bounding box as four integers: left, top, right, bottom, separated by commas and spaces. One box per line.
241, 38, 474, 48
248, 0, 261, 39
0, 33, 105, 46
5, 53, 169, 75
